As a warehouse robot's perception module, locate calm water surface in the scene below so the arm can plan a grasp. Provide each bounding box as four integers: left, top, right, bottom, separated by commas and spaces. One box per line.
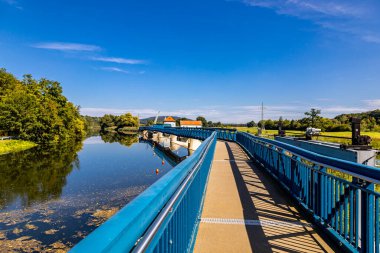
0, 134, 178, 252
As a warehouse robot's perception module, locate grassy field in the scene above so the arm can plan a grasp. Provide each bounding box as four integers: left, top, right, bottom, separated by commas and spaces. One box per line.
0, 140, 37, 155
233, 127, 380, 149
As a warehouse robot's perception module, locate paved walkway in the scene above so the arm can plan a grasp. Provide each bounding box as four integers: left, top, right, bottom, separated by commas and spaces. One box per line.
194, 141, 335, 253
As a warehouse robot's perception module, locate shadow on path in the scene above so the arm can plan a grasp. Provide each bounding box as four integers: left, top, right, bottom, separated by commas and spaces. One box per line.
224, 141, 334, 253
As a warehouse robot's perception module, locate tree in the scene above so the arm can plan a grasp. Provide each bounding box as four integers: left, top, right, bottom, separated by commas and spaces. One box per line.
100, 113, 139, 131
0, 69, 85, 143
196, 116, 208, 127
117, 113, 139, 128
304, 108, 321, 127
246, 121, 256, 128
265, 119, 275, 129
278, 116, 284, 129
100, 114, 117, 129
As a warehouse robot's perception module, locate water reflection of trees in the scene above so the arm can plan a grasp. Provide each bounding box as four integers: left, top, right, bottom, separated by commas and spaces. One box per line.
100, 131, 139, 147
0, 141, 83, 209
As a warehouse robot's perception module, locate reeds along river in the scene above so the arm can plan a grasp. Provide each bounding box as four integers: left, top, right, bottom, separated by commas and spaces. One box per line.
0, 133, 180, 252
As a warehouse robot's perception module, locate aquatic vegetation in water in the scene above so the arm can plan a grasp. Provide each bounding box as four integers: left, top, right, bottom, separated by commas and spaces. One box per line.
0, 186, 147, 252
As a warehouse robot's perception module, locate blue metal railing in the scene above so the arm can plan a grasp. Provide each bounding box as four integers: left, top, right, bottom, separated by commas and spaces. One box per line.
236, 132, 380, 253
71, 127, 379, 253
139, 126, 236, 141
70, 132, 217, 253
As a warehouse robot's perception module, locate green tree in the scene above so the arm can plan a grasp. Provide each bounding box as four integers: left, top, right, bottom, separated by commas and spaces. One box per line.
246, 120, 256, 128
305, 108, 321, 127
146, 119, 154, 126
117, 113, 139, 128
0, 69, 85, 143
196, 116, 208, 127
100, 114, 117, 129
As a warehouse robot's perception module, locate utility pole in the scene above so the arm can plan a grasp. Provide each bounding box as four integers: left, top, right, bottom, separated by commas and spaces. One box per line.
261, 102, 265, 130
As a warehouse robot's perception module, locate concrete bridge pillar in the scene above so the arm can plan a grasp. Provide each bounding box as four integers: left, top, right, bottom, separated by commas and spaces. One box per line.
152, 133, 158, 140
170, 135, 178, 142
188, 138, 202, 151
158, 132, 164, 138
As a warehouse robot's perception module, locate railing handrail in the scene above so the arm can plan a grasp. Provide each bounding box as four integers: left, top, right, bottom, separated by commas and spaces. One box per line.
238, 132, 380, 185
132, 131, 217, 252
70, 132, 217, 253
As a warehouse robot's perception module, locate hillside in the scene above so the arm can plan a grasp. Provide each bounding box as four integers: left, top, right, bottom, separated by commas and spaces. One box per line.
335, 109, 380, 121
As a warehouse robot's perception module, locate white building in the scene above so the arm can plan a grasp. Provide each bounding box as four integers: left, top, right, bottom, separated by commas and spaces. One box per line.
163, 116, 176, 127
180, 120, 202, 128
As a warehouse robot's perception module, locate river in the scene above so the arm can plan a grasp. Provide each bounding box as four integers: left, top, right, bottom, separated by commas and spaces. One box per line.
0, 133, 185, 252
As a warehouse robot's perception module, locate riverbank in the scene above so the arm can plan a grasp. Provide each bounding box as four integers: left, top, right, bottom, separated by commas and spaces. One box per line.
0, 140, 37, 155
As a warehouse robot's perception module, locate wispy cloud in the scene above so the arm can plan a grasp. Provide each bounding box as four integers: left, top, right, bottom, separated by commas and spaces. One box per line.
91, 57, 146, 64
362, 35, 380, 44
100, 67, 130, 74
32, 42, 101, 52
363, 99, 380, 107
241, 0, 380, 44
244, 0, 363, 18
2, 0, 22, 9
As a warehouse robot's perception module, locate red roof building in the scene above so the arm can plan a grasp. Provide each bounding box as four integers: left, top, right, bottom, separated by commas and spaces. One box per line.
180, 120, 202, 128
164, 116, 176, 127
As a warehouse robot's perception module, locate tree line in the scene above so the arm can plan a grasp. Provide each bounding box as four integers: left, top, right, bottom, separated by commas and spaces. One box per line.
0, 69, 86, 143
245, 108, 380, 132
99, 113, 139, 132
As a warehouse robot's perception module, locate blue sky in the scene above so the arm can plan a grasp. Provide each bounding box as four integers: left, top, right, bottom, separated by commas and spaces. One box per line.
1, 0, 380, 122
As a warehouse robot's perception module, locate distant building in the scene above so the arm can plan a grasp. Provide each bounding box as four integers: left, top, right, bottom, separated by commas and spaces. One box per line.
163, 116, 176, 127
180, 120, 202, 128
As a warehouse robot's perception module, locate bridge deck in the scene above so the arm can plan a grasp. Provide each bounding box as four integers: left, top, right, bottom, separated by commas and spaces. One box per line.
194, 141, 335, 253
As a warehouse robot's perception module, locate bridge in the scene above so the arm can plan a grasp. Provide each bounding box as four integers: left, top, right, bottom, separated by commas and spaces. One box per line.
71, 127, 380, 253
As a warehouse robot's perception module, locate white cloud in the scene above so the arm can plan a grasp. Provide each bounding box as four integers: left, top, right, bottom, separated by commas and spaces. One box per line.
363, 99, 380, 107
91, 57, 146, 64
32, 42, 101, 52
100, 67, 130, 74
241, 0, 380, 44
322, 106, 366, 113
362, 35, 380, 44
243, 0, 363, 18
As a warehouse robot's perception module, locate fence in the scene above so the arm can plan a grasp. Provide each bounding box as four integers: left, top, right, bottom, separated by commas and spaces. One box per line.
236, 132, 380, 253
71, 127, 380, 252
70, 132, 217, 253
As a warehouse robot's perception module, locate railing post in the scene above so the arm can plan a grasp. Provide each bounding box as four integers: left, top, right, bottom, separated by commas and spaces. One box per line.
361, 182, 375, 253
290, 155, 297, 193
319, 167, 326, 222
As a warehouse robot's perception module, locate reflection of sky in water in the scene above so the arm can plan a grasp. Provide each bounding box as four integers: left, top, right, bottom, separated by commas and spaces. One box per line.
157, 137, 191, 158
0, 136, 176, 252
62, 137, 174, 196
172, 146, 189, 157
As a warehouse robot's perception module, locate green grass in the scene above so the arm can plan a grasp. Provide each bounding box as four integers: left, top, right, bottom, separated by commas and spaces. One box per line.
0, 140, 37, 155
233, 127, 380, 149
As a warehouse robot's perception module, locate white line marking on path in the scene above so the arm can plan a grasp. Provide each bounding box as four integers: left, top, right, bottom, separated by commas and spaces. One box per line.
200, 218, 312, 227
